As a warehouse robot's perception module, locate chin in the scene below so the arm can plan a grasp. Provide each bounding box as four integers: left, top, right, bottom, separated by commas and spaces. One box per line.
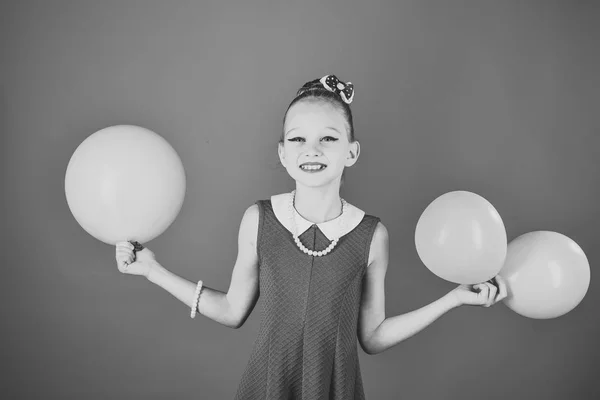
295, 176, 342, 189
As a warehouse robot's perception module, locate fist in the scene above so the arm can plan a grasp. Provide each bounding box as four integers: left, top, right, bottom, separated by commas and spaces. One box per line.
451, 275, 508, 307
115, 241, 156, 277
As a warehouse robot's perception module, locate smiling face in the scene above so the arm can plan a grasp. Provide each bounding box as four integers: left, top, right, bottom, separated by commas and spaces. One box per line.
279, 100, 360, 189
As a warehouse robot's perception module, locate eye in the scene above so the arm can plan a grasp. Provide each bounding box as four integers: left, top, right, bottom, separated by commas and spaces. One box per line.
286, 136, 338, 143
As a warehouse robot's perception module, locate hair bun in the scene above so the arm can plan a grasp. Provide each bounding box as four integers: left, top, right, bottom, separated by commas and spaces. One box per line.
294, 75, 354, 104
295, 78, 326, 97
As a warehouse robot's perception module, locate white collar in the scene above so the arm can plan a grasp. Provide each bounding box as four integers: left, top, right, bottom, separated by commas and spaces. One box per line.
271, 192, 366, 240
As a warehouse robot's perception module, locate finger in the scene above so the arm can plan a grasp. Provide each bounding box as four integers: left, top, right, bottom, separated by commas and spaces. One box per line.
116, 247, 134, 255
486, 282, 498, 306
117, 246, 134, 254
495, 275, 509, 301
122, 254, 134, 264
478, 284, 490, 305
117, 254, 132, 264
117, 242, 134, 251
117, 259, 129, 272
116, 250, 134, 261
486, 281, 497, 295
473, 284, 488, 305
122, 250, 134, 261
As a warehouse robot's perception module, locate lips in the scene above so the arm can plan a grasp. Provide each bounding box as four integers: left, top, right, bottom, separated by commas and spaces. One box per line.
300, 162, 327, 167
299, 162, 327, 171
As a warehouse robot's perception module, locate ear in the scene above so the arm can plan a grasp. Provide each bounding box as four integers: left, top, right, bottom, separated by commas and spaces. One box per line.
278, 142, 287, 167
345, 140, 360, 167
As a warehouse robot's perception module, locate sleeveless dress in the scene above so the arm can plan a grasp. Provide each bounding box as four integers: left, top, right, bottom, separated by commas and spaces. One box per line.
234, 193, 381, 400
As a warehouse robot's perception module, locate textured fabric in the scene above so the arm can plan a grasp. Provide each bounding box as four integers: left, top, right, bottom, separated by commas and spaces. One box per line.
234, 199, 381, 400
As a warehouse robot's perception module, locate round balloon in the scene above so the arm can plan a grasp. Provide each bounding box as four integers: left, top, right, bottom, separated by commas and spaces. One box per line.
65, 125, 186, 245
415, 191, 507, 284
499, 231, 590, 319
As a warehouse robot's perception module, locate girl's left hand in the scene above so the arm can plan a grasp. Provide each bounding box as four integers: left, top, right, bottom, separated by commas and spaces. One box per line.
450, 275, 508, 307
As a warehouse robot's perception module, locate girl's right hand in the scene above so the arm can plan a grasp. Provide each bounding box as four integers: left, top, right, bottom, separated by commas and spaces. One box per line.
115, 241, 156, 278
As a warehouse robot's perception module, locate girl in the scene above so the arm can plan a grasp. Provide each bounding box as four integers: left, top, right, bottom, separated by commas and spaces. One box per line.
115, 74, 508, 400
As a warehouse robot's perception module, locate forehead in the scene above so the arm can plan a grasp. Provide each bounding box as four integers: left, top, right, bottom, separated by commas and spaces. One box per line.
284, 101, 347, 131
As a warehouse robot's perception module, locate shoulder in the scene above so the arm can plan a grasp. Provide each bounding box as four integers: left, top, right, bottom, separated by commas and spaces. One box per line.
371, 221, 389, 249
368, 221, 389, 266
238, 203, 260, 240
244, 203, 260, 218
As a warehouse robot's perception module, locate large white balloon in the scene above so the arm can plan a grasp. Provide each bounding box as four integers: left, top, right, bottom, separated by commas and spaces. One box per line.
415, 191, 507, 284
500, 231, 590, 319
65, 125, 186, 245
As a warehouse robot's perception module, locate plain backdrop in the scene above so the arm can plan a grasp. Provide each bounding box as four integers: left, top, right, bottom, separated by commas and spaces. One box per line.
2, 1, 599, 399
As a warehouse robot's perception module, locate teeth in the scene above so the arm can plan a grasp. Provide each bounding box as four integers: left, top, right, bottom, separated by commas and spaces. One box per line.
301, 165, 325, 170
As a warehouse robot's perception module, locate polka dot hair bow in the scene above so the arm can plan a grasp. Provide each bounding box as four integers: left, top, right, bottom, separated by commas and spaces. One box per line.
320, 74, 355, 104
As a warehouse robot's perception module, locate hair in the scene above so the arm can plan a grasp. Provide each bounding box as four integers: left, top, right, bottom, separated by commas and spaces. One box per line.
279, 78, 355, 143
279, 78, 357, 186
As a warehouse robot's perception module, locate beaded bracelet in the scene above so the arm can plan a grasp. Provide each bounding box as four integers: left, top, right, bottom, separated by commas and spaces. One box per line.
190, 280, 204, 318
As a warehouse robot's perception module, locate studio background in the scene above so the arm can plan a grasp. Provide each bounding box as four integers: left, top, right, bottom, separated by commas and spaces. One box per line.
2, 1, 598, 399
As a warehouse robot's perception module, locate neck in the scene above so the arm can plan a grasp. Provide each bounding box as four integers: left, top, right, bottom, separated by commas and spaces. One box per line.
293, 186, 343, 224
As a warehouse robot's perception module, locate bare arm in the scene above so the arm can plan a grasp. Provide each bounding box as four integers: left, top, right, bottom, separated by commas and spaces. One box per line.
358, 222, 505, 355
359, 222, 459, 354
146, 204, 260, 329
358, 222, 461, 354
365, 294, 460, 355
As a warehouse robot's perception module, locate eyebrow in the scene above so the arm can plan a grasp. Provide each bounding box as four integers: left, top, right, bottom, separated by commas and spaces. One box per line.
285, 126, 342, 137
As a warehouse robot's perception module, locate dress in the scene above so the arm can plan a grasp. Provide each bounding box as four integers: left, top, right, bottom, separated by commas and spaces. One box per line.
234, 193, 381, 400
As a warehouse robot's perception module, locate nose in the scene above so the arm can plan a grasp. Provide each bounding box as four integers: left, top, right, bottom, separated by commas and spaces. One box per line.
304, 140, 323, 157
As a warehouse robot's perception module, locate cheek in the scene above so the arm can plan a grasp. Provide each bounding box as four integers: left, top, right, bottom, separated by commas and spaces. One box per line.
284, 146, 298, 157
281, 147, 299, 165
329, 147, 348, 162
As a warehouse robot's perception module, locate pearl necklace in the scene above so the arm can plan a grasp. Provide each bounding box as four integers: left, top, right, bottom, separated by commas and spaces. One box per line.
289, 190, 347, 257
